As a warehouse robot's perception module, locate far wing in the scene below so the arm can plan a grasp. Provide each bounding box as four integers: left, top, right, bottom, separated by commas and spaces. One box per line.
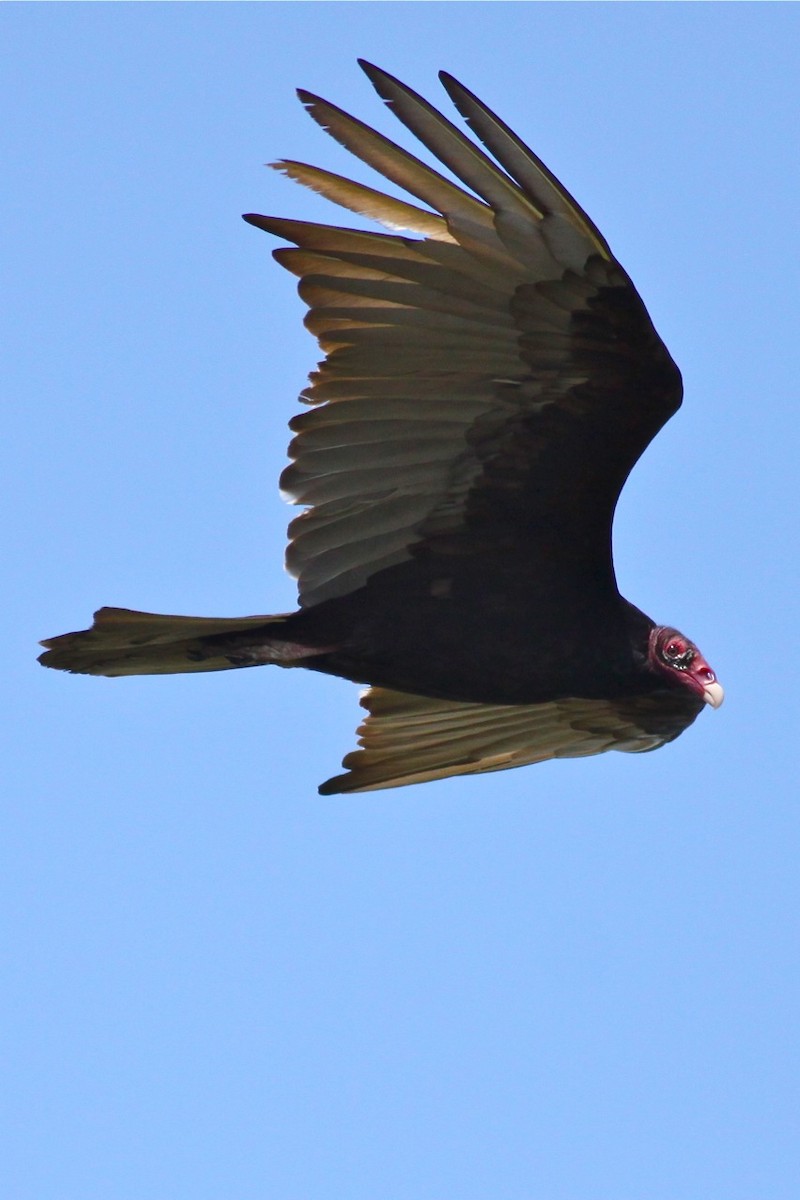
246, 62, 682, 609
319, 685, 701, 795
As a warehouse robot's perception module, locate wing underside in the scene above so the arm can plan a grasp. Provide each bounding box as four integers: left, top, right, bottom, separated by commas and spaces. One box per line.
247, 62, 682, 610
320, 685, 698, 794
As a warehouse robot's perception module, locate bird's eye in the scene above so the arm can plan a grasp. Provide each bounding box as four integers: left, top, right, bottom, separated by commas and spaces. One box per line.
666, 641, 682, 656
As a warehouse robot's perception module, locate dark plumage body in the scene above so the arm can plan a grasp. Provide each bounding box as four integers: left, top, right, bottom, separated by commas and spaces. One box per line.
227, 561, 651, 707
39, 63, 721, 792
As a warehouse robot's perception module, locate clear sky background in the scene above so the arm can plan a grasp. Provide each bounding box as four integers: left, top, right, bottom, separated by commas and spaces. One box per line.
5, 4, 800, 1198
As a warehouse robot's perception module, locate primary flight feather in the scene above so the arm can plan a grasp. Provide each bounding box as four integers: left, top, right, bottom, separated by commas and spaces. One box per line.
39, 62, 722, 793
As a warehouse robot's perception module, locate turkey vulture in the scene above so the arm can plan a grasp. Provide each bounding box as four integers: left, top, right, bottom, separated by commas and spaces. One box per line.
39, 62, 722, 793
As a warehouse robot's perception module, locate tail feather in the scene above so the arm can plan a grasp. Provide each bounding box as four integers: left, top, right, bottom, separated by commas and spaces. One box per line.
38, 606, 296, 677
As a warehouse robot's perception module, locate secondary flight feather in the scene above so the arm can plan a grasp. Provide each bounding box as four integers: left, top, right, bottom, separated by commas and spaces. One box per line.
39, 62, 722, 793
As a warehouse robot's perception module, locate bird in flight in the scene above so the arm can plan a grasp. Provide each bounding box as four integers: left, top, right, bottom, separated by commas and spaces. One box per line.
39, 61, 723, 794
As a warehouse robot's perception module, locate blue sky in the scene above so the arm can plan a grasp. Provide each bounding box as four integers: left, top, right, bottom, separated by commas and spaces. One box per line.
5, 4, 800, 1198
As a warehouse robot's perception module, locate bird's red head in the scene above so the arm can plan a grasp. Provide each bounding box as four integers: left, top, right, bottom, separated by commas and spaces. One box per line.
649, 626, 724, 708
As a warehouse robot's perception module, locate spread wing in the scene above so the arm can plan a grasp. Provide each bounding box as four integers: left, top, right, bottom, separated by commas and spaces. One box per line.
245, 61, 682, 609
319, 686, 702, 795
